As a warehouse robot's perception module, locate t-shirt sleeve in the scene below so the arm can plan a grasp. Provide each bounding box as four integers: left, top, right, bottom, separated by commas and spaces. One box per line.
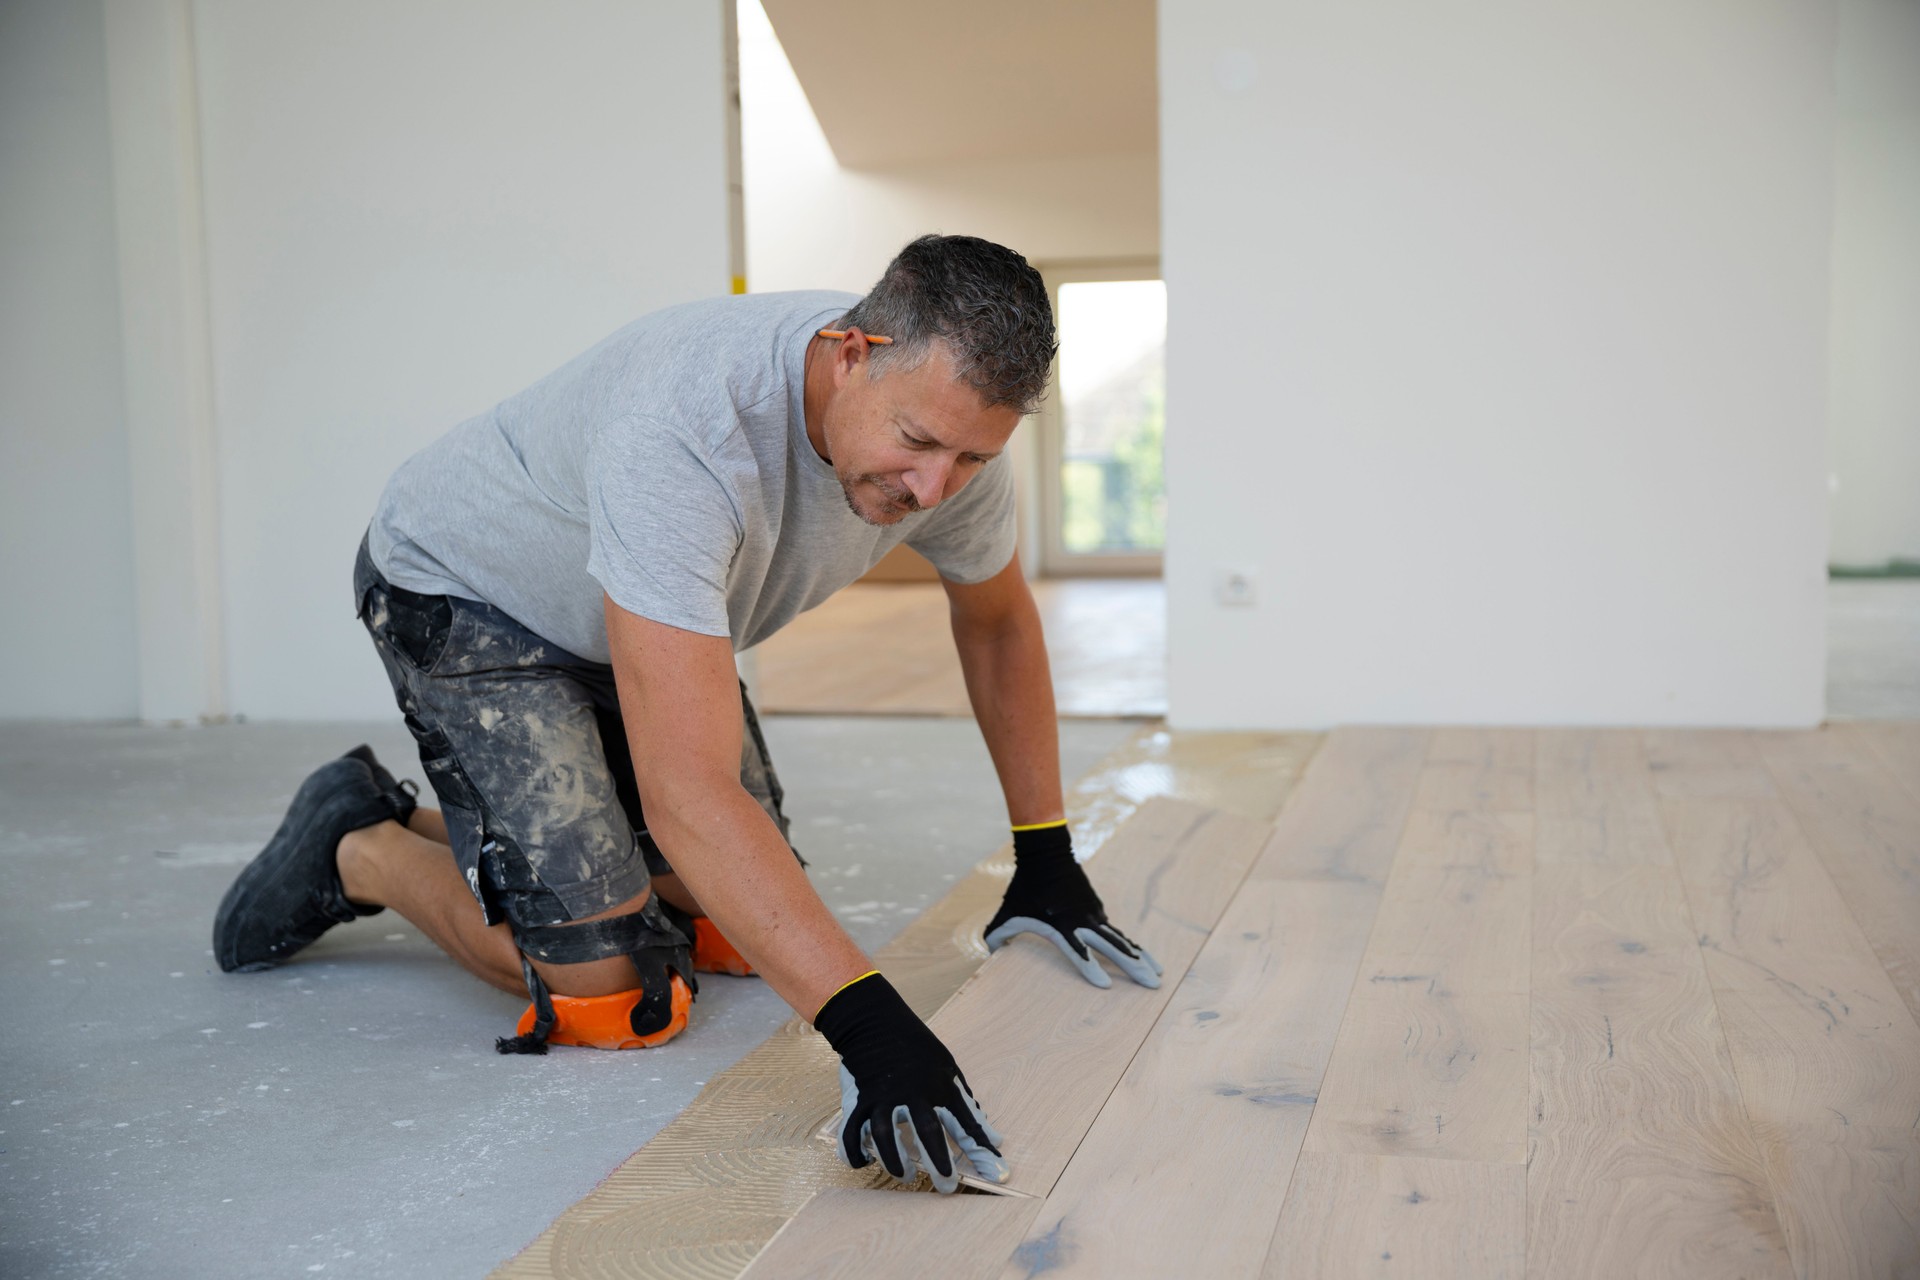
585, 412, 741, 636
905, 452, 1019, 584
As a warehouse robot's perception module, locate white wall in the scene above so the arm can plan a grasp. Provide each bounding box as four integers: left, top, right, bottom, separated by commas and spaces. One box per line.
4, 1, 734, 724
1829, 0, 1920, 569
0, 0, 141, 719
1162, 0, 1838, 728
187, 1, 731, 719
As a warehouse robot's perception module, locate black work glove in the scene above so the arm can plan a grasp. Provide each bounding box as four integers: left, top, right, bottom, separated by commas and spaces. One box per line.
984, 821, 1164, 989
814, 971, 1007, 1193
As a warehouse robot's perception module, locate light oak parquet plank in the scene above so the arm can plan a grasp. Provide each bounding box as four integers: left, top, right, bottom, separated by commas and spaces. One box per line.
1528, 731, 1793, 1279
1834, 721, 1920, 804
1001, 879, 1379, 1278
1755, 728, 1920, 1025
1533, 728, 1678, 866
754, 585, 959, 712
1304, 984, 1529, 1165
1283, 729, 1530, 1280
1643, 728, 1777, 800
738, 1190, 1041, 1280
1303, 748, 1534, 1165
1252, 727, 1430, 884
930, 797, 1274, 1196
993, 728, 1429, 1275
1356, 806, 1531, 995
1651, 730, 1920, 1279
1262, 1153, 1526, 1280
1415, 726, 1534, 814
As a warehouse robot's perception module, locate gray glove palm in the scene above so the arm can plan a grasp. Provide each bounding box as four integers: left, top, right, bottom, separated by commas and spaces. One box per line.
984, 822, 1163, 989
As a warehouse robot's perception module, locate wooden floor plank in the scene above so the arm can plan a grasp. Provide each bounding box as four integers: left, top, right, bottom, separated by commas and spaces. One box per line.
1755, 728, 1920, 1025
1304, 985, 1530, 1165
1261, 1153, 1526, 1280
1253, 727, 1430, 884
1834, 721, 1920, 804
1302, 734, 1534, 1169
738, 1190, 1041, 1280
1527, 730, 1793, 1279
1643, 728, 1776, 800
1000, 879, 1379, 1278
1415, 726, 1535, 814
929, 797, 1274, 1196
990, 728, 1429, 1275
1355, 806, 1531, 995
1652, 730, 1920, 1279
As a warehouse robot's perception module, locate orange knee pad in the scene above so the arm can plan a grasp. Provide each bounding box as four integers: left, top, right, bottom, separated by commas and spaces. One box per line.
515, 972, 693, 1050
691, 916, 755, 976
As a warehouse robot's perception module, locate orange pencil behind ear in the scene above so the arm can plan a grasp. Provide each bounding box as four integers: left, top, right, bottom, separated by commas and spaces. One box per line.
815, 329, 894, 344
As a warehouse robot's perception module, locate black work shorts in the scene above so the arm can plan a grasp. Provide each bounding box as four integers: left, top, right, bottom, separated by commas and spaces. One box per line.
353, 534, 793, 933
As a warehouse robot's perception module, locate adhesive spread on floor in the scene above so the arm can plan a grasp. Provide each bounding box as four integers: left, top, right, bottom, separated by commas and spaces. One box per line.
491, 726, 1319, 1280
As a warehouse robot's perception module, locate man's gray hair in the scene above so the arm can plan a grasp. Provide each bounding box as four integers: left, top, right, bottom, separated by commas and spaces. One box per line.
835, 235, 1058, 416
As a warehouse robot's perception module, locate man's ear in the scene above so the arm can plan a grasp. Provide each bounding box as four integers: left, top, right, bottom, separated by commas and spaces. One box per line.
831, 328, 875, 389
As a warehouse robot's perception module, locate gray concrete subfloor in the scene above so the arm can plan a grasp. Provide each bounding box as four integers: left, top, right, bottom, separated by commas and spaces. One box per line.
1827, 579, 1920, 719
0, 715, 1139, 1280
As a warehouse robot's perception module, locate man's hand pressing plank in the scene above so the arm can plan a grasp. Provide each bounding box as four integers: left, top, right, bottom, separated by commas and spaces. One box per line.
986, 820, 1163, 989
814, 971, 1008, 1192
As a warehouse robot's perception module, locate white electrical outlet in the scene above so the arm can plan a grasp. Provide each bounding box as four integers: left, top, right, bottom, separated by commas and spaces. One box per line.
1215, 568, 1257, 607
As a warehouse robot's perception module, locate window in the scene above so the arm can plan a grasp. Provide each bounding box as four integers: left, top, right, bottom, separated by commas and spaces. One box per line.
1038, 265, 1166, 575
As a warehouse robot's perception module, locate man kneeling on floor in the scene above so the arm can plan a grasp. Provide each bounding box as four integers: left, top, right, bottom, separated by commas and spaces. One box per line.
212, 234, 1162, 1193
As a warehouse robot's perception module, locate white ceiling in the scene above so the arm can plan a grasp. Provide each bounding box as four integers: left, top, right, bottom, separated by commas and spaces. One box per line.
759, 0, 1157, 170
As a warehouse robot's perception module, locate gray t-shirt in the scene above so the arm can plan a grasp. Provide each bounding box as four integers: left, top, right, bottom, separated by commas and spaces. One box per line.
368, 291, 1018, 664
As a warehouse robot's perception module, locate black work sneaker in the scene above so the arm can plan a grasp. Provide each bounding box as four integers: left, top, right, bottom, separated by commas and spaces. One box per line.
212, 747, 412, 973
344, 743, 419, 829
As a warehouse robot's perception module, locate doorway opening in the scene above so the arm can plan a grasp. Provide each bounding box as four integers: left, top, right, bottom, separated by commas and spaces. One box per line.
735, 0, 1167, 718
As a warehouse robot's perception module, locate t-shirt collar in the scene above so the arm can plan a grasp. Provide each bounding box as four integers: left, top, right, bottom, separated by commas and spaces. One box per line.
790, 305, 850, 482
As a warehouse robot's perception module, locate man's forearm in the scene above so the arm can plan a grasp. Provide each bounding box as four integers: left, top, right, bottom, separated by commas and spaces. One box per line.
951, 595, 1064, 828
605, 599, 874, 1021
647, 776, 871, 1019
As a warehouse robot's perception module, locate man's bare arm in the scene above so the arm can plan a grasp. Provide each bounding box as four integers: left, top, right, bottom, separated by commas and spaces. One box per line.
943, 554, 1064, 827
604, 595, 869, 1019
606, 594, 1011, 1192
945, 555, 1164, 990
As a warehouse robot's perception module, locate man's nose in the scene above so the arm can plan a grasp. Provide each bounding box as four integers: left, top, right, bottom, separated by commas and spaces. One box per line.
903, 458, 952, 510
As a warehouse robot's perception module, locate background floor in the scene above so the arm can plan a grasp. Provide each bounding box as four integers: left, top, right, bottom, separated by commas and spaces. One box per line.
1827, 579, 1920, 719
750, 579, 1166, 718
0, 716, 1138, 1279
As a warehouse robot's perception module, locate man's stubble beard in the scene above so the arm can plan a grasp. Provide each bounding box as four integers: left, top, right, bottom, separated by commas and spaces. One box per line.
839, 472, 920, 527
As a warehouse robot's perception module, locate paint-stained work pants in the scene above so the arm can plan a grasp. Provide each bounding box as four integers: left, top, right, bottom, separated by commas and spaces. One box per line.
353, 535, 796, 935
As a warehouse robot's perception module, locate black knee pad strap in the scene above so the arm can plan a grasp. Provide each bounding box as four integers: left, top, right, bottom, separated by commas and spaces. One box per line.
512, 897, 689, 966
495, 898, 695, 1056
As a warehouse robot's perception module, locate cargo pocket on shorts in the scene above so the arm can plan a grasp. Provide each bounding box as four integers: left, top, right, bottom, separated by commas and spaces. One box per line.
380, 585, 456, 674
